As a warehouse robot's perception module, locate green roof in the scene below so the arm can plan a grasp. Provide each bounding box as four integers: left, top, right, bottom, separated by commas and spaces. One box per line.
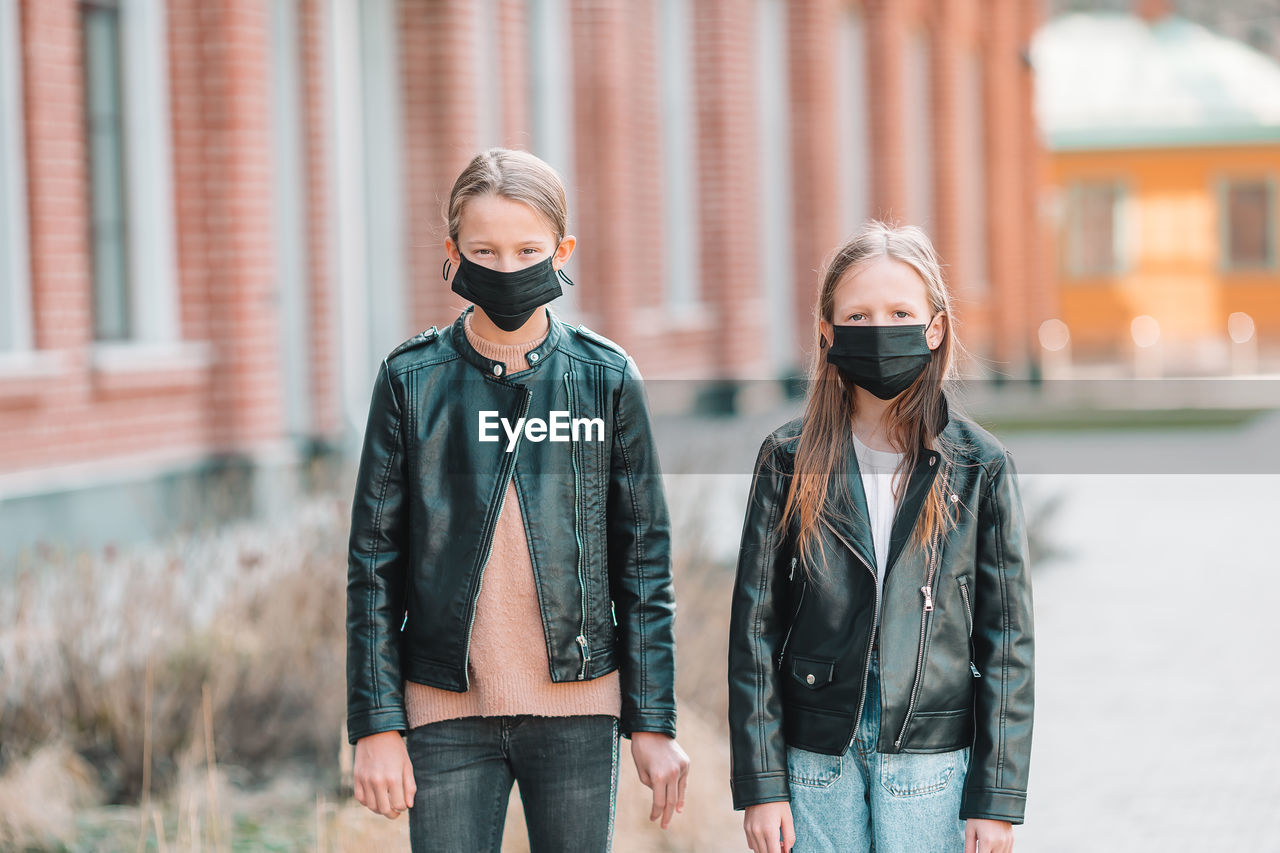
1033, 12, 1280, 150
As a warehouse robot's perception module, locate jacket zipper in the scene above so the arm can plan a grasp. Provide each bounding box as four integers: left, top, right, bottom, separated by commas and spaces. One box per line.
894, 459, 951, 748
775, 557, 803, 670
817, 516, 879, 751
565, 372, 591, 677
461, 385, 533, 687
958, 577, 980, 678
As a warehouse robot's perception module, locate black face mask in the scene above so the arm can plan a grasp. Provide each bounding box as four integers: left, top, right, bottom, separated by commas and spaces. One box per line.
447, 254, 573, 332
825, 323, 934, 400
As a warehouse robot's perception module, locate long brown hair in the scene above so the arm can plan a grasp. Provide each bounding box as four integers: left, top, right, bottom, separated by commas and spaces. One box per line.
777, 221, 962, 572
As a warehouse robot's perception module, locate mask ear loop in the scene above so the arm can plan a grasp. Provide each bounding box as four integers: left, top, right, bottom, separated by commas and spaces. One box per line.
442, 258, 452, 281
555, 267, 575, 287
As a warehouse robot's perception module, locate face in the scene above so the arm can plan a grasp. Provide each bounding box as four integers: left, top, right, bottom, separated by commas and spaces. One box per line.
821, 255, 946, 351
445, 192, 575, 273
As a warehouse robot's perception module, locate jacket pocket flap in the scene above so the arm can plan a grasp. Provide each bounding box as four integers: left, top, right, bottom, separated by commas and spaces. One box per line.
789, 655, 835, 689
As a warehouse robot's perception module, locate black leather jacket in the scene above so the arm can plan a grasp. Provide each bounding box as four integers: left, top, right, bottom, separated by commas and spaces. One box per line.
728, 407, 1034, 823
346, 307, 676, 743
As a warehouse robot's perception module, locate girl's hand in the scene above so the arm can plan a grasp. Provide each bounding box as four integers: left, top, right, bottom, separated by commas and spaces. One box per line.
965, 818, 1014, 853
630, 732, 691, 829
743, 801, 795, 853
353, 731, 416, 819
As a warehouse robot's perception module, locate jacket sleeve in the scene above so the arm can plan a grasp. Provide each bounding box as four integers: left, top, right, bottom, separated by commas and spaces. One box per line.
345, 359, 410, 744
606, 356, 677, 738
727, 435, 793, 810
961, 450, 1035, 823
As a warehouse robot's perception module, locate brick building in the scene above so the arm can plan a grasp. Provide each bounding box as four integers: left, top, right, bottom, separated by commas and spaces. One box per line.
0, 0, 1045, 557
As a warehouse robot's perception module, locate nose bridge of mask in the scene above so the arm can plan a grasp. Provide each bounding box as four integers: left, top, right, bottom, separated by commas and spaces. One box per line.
450, 253, 564, 330
457, 254, 553, 291
831, 322, 927, 355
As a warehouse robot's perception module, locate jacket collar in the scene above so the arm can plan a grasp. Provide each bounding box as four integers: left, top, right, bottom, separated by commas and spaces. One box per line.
450, 305, 565, 379
823, 391, 951, 576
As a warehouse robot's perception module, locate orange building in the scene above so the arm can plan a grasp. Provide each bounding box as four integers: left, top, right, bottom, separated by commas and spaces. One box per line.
1034, 9, 1280, 369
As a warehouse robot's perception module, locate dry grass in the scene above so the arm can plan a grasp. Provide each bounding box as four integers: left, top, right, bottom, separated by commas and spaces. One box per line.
0, 497, 351, 848
0, 487, 748, 851
0, 460, 1062, 851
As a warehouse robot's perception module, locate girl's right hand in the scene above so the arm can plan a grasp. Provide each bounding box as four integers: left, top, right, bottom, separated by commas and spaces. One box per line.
353, 731, 416, 819
743, 801, 796, 853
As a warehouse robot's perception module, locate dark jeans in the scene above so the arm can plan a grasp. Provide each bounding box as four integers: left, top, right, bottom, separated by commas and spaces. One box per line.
405, 714, 620, 853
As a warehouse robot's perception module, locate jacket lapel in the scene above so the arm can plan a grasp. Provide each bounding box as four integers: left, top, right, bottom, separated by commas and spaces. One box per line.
821, 392, 953, 577
884, 448, 941, 578
885, 393, 952, 575
823, 454, 877, 572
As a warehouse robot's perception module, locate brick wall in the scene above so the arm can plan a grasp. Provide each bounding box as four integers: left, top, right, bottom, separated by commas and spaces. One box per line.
1, 0, 1045, 485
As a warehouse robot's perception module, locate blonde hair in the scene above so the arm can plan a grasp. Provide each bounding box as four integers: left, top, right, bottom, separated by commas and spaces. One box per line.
777, 221, 962, 572
446, 148, 568, 243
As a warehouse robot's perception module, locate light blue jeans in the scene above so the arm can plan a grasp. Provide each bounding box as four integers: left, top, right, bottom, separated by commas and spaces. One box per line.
787, 649, 969, 853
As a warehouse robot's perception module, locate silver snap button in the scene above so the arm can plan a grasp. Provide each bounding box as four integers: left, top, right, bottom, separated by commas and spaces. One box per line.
806, 673, 816, 685
929, 457, 937, 466
527, 352, 539, 363
950, 493, 959, 503
492, 364, 504, 376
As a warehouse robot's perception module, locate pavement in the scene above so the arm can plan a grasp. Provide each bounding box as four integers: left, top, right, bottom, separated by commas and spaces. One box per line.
655, 395, 1280, 852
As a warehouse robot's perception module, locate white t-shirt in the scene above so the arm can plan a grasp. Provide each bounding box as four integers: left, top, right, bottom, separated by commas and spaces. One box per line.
851, 431, 905, 620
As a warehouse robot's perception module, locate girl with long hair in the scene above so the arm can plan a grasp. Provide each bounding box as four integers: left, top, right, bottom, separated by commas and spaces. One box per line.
728, 222, 1034, 853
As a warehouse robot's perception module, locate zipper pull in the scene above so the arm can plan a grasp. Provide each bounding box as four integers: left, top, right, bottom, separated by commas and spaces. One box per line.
400, 610, 408, 631
576, 634, 591, 661
610, 600, 618, 627
921, 585, 934, 612
789, 556, 797, 581
970, 661, 982, 678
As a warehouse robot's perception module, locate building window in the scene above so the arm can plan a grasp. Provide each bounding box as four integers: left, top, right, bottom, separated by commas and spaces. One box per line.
1, 0, 33, 353
1065, 180, 1125, 277
82, 0, 131, 341
527, 0, 573, 182
904, 28, 933, 230
957, 50, 987, 293
359, 0, 409, 365
838, 5, 869, 235
1221, 179, 1275, 271
658, 0, 697, 307
756, 0, 795, 370
528, 0, 576, 309
81, 0, 180, 346
475, 0, 502, 148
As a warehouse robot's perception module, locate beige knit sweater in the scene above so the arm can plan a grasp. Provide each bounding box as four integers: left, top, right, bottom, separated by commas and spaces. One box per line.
404, 313, 622, 727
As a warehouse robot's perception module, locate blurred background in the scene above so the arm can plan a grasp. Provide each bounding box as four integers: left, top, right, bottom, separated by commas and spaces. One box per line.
1, 0, 1278, 850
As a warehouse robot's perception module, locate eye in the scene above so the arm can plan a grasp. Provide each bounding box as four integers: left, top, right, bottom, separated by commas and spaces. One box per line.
521, 247, 539, 255
847, 313, 865, 322
473, 248, 493, 256
893, 310, 911, 319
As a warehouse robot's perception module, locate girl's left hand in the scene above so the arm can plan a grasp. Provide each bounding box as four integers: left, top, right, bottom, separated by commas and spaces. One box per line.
631, 732, 691, 829
965, 818, 1014, 853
